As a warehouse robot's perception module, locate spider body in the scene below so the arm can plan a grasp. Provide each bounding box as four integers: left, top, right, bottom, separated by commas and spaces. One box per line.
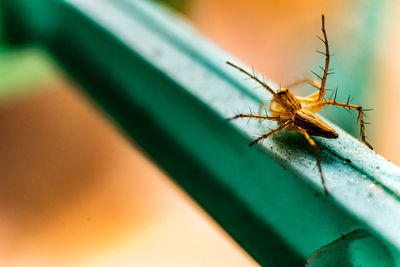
227, 15, 373, 195
270, 89, 339, 139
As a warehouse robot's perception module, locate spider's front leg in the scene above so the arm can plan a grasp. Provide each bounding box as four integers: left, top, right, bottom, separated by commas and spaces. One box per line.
283, 15, 331, 101
316, 15, 330, 101
227, 113, 281, 121
324, 100, 373, 149
300, 15, 331, 101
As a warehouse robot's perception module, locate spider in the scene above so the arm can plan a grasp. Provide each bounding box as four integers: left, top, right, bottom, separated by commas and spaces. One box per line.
227, 15, 373, 195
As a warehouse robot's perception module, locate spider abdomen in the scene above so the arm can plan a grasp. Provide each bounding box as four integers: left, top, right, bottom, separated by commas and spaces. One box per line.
293, 109, 338, 139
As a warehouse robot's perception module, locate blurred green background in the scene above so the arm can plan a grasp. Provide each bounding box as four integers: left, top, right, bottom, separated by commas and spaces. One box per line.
0, 0, 189, 99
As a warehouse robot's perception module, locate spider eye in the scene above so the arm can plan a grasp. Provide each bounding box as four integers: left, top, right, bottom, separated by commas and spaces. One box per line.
276, 88, 288, 95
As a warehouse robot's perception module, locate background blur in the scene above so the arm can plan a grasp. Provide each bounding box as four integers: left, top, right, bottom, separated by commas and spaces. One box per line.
0, 0, 399, 266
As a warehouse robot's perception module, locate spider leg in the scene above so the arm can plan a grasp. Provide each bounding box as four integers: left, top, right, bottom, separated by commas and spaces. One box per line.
226, 61, 277, 97
285, 77, 321, 90
258, 102, 269, 115
316, 15, 330, 101
323, 100, 373, 149
295, 126, 329, 195
285, 77, 323, 100
285, 15, 330, 101
249, 120, 292, 146
227, 113, 280, 121
226, 61, 292, 113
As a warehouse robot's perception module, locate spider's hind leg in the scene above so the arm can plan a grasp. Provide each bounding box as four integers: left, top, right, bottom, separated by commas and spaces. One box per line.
323, 100, 373, 149
249, 120, 292, 146
295, 126, 329, 195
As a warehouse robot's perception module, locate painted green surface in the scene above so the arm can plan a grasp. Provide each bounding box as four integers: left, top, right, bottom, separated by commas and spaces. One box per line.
306, 229, 395, 266
2, 0, 400, 266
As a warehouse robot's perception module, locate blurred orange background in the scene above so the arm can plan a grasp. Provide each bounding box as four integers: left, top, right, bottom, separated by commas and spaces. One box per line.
0, 0, 399, 266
